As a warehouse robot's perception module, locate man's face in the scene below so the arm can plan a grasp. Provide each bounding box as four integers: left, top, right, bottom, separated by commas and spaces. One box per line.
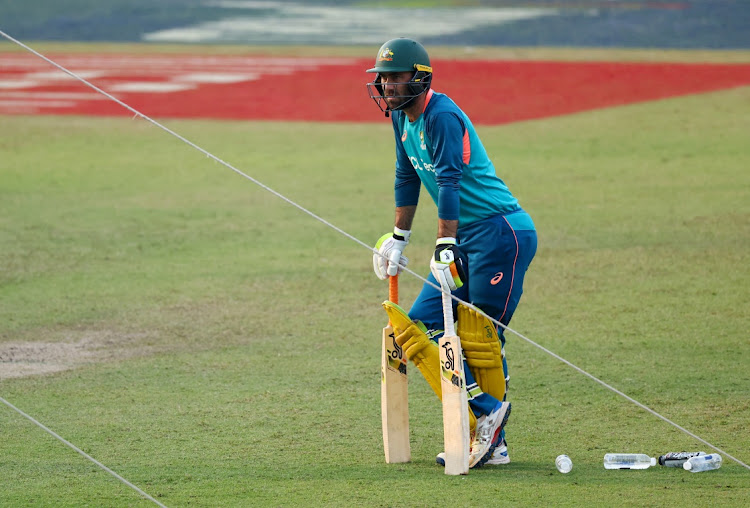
379, 71, 414, 110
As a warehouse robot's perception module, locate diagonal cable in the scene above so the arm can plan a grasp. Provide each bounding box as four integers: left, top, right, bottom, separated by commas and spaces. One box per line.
0, 29, 747, 471
0, 396, 167, 507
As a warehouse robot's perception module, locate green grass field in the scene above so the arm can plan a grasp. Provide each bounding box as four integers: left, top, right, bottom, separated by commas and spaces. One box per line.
1, 51, 749, 506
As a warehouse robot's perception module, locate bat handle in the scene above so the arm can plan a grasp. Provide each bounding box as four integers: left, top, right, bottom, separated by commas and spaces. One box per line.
388, 274, 399, 305
441, 287, 455, 337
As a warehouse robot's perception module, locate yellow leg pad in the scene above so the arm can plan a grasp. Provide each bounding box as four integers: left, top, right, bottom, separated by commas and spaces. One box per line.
396, 323, 442, 396
382, 300, 416, 336
384, 300, 476, 433
457, 304, 506, 402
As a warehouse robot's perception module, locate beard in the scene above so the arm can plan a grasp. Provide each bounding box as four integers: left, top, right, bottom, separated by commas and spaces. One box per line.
384, 95, 406, 111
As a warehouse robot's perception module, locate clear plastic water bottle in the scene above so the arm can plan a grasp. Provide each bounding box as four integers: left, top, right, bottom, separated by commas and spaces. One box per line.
603, 453, 657, 469
683, 454, 722, 472
555, 454, 573, 473
658, 451, 706, 467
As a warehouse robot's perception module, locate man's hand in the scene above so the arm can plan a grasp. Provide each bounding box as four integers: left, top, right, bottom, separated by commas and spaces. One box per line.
373, 228, 411, 279
430, 237, 466, 290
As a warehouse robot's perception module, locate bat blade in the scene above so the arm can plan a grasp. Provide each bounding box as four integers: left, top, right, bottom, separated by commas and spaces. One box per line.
439, 332, 470, 475
381, 321, 410, 463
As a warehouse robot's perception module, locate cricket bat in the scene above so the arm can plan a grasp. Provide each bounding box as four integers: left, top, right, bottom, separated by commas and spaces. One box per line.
381, 275, 410, 463
439, 289, 470, 475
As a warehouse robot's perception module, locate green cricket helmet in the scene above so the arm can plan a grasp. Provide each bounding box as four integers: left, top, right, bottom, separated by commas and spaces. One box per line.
366, 38, 433, 115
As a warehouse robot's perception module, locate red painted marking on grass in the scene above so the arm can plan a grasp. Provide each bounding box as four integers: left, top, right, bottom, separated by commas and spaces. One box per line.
0, 53, 749, 124
436, 59, 750, 124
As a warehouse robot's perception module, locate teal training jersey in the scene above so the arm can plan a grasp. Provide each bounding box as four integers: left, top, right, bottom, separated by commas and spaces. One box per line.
392, 90, 533, 231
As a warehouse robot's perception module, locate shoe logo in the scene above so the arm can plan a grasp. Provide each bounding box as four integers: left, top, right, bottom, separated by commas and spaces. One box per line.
491, 272, 503, 285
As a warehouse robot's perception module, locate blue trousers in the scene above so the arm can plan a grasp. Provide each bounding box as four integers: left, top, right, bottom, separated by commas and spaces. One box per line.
408, 212, 537, 418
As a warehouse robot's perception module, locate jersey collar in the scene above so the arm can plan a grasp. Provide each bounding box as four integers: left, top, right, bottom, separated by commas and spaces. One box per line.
422, 89, 434, 114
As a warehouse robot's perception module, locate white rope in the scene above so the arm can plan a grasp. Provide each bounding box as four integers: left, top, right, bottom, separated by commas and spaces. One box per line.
0, 396, 168, 507
1, 29, 747, 471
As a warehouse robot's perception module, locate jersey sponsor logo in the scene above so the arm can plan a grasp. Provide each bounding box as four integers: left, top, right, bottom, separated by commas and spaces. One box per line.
419, 130, 426, 150
401, 130, 407, 142
491, 272, 504, 285
409, 156, 434, 173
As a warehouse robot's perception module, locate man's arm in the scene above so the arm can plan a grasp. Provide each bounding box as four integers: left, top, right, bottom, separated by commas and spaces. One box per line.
394, 205, 417, 232
437, 219, 458, 240
428, 112, 464, 240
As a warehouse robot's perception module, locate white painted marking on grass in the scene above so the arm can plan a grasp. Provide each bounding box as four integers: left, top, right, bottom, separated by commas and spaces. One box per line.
26, 70, 106, 80
145, 27, 223, 44
0, 99, 75, 108
0, 79, 39, 89
0, 54, 354, 110
0, 91, 106, 100
173, 72, 259, 83
109, 82, 196, 93
143, 1, 559, 44
1, 28, 748, 474
0, 91, 106, 114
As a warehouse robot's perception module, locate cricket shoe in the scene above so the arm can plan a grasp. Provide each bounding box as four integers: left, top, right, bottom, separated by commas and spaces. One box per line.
436, 441, 509, 467
468, 401, 511, 468
485, 439, 510, 465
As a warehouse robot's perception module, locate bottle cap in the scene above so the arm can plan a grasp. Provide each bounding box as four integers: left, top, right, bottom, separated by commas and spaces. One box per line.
650, 457, 656, 466
555, 454, 572, 473
683, 461, 692, 470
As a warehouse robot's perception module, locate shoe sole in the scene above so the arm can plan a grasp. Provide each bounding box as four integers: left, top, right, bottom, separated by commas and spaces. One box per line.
438, 447, 510, 467
438, 454, 510, 466
471, 403, 511, 469
486, 455, 511, 465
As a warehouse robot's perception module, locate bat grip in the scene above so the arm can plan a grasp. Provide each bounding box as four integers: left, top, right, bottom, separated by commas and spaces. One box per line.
442, 289, 455, 337
388, 274, 399, 305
